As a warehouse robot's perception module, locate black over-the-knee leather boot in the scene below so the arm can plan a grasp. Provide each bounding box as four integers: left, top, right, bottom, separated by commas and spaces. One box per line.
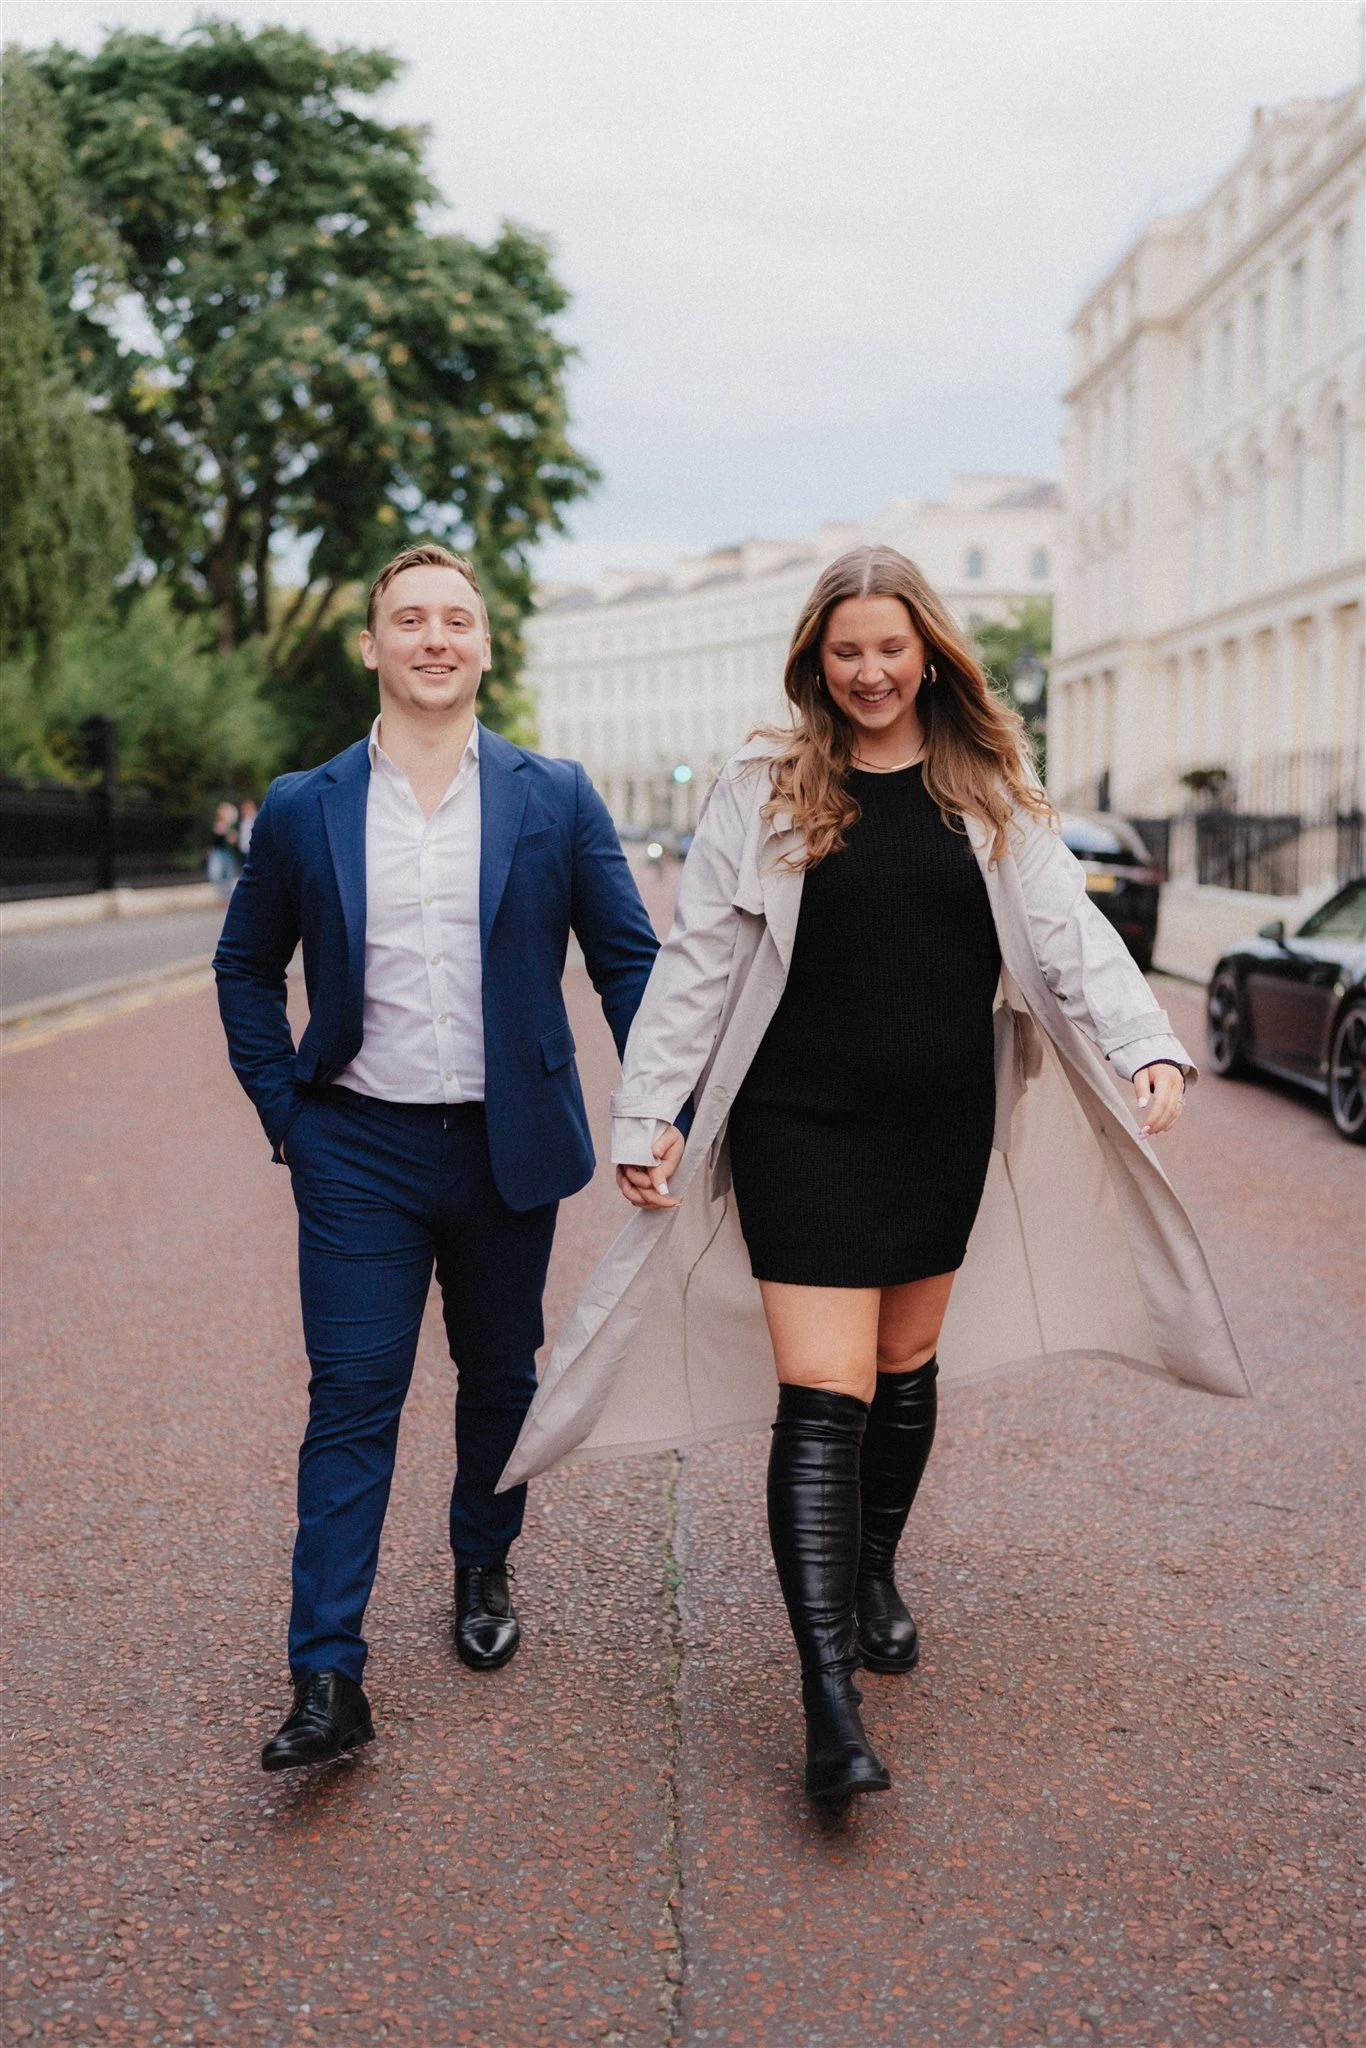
856, 1357, 938, 1672
767, 1384, 891, 1802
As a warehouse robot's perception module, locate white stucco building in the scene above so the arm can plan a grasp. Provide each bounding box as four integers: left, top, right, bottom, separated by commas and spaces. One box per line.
1049, 85, 1364, 889
528, 476, 1059, 828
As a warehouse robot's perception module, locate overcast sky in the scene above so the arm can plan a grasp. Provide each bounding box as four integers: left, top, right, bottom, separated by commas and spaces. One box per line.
8, 0, 1362, 581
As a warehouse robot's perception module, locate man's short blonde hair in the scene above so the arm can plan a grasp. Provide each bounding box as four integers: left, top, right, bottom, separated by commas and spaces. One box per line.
366, 545, 487, 632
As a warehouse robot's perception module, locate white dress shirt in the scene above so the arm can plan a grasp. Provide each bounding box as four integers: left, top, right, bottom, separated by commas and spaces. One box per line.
335, 717, 484, 1103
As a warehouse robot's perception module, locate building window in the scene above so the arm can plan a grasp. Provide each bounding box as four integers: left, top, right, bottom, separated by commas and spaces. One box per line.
1218, 473, 1236, 600
1190, 493, 1204, 608
965, 548, 984, 579
1189, 343, 1204, 423
1287, 257, 1306, 369
1250, 450, 1268, 584
1123, 379, 1135, 462
1331, 403, 1348, 557
1330, 220, 1350, 337
1030, 548, 1049, 580
1249, 290, 1267, 395
1218, 317, 1235, 414
1290, 430, 1307, 563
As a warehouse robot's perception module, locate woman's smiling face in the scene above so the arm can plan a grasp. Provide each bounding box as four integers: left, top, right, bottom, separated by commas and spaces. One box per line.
819, 595, 927, 749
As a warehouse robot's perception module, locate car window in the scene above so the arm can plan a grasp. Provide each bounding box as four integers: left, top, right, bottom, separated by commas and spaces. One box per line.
1061, 816, 1127, 860
1297, 882, 1366, 942
1060, 815, 1155, 864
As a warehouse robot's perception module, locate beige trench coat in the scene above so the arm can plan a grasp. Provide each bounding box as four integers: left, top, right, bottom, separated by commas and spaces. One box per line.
501, 744, 1251, 1491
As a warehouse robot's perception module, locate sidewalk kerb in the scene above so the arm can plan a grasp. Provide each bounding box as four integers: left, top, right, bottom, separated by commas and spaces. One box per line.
0, 882, 220, 937
0, 954, 217, 1029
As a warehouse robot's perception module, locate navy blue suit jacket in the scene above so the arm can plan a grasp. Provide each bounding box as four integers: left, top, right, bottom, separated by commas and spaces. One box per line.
214, 724, 659, 1212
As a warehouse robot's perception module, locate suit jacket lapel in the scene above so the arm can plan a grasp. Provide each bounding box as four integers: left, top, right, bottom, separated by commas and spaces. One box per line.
319, 739, 371, 1003
478, 723, 530, 950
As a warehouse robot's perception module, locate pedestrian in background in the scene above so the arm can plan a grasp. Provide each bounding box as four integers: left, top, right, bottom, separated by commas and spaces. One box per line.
207, 801, 239, 902
237, 798, 258, 863
215, 545, 658, 1772
503, 545, 1249, 1807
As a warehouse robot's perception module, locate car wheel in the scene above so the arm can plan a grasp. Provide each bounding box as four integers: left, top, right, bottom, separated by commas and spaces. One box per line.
1328, 1001, 1366, 1143
1206, 969, 1249, 1077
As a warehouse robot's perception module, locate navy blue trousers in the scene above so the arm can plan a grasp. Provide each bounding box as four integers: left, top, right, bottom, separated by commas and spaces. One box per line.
285, 1087, 557, 1682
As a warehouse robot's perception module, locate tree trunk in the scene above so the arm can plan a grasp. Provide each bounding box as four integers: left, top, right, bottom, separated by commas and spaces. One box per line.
207, 493, 243, 654
266, 579, 315, 675
280, 574, 342, 679
251, 489, 275, 640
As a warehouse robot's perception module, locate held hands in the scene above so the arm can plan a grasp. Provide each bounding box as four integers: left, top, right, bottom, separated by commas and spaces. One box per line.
1134, 1063, 1185, 1139
616, 1125, 686, 1209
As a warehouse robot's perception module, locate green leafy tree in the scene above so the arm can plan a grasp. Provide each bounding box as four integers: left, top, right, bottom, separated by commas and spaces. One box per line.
0, 50, 135, 663
0, 583, 278, 804
33, 18, 597, 740
974, 596, 1052, 779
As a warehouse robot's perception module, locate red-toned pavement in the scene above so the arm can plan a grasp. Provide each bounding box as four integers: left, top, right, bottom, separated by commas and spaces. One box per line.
3, 963, 1360, 2047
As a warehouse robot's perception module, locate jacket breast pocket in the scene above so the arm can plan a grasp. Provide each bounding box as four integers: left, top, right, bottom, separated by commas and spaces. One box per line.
516, 825, 560, 855
540, 1024, 577, 1073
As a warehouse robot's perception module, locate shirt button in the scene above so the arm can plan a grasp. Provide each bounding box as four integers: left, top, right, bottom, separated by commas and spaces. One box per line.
424, 895, 434, 905
430, 953, 441, 965
444, 1071, 453, 1082
439, 1012, 449, 1023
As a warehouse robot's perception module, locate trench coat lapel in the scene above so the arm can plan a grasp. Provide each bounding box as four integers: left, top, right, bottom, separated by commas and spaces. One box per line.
318, 739, 371, 1014
477, 723, 531, 950
754, 816, 805, 972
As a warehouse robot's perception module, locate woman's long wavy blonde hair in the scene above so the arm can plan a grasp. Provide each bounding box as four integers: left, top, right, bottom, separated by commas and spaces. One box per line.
759, 546, 1052, 866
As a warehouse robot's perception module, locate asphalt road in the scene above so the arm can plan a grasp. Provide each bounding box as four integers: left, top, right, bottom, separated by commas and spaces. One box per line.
2, 969, 1360, 2047
0, 909, 226, 1012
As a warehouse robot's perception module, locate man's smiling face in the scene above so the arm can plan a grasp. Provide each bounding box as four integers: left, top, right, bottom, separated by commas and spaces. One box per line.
359, 564, 492, 720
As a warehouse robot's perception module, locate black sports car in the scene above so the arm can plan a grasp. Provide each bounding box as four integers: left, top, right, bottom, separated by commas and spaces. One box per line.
1206, 876, 1366, 1143
1059, 812, 1163, 973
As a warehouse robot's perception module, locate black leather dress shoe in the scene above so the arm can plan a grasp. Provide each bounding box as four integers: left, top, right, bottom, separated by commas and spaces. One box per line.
261, 1670, 374, 1773
454, 1562, 520, 1671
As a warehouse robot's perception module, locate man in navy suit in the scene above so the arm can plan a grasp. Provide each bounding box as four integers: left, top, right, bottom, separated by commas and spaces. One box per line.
215, 545, 659, 1771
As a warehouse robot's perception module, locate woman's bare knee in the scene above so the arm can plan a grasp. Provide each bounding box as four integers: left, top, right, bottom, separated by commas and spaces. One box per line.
875, 1273, 954, 1373
760, 1280, 880, 1402
874, 1333, 938, 1373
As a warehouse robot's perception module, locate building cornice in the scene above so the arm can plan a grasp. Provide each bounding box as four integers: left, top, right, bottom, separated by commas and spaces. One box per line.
1054, 557, 1365, 667
1064, 103, 1364, 404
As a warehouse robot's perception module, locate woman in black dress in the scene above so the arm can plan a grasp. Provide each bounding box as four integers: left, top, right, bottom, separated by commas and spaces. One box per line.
619, 549, 1185, 1802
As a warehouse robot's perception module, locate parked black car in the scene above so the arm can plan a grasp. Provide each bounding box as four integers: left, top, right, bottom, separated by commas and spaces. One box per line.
1206, 876, 1366, 1143
1059, 812, 1163, 973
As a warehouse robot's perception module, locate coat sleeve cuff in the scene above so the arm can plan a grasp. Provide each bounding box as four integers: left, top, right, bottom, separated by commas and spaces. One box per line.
611, 1115, 672, 1166
1096, 1007, 1173, 1056
609, 1088, 689, 1121
1108, 1034, 1198, 1084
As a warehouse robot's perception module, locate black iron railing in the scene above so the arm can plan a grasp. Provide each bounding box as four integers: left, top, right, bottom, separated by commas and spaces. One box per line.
0, 780, 204, 901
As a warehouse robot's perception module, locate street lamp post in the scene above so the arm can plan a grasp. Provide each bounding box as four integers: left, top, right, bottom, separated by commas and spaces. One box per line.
1010, 652, 1047, 712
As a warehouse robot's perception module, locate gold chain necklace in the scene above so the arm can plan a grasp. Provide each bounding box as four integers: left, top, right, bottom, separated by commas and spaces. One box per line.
852, 748, 926, 774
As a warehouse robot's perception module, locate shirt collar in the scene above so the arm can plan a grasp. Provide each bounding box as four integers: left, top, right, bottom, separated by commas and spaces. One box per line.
366, 716, 481, 777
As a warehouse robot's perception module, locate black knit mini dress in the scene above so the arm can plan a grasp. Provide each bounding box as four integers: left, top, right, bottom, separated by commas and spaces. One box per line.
727, 764, 1002, 1289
